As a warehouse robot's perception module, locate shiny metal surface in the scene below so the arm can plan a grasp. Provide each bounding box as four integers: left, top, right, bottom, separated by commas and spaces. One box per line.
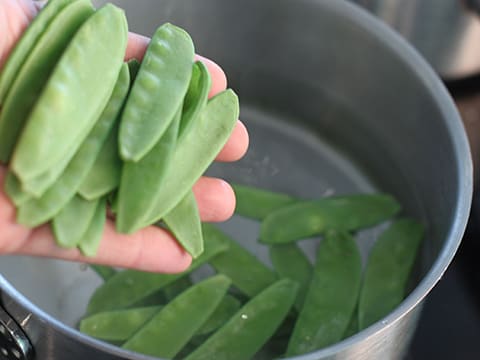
0, 0, 472, 359
349, 0, 480, 80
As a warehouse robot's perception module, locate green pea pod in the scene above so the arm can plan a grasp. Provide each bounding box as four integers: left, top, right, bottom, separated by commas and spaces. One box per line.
52, 195, 99, 249
86, 230, 229, 314
78, 197, 107, 257
358, 218, 424, 330
4, 172, 30, 206
16, 63, 130, 227
286, 230, 362, 355
184, 278, 299, 360
260, 194, 401, 245
195, 294, 241, 336
122, 275, 231, 359
11, 4, 128, 181
269, 243, 313, 311
0, 0, 94, 164
232, 184, 297, 220
179, 60, 211, 138
0, 0, 73, 104
90, 265, 117, 282
163, 275, 193, 302
163, 190, 203, 258
205, 224, 277, 297
127, 58, 141, 80
119, 23, 194, 161
342, 307, 359, 340
116, 107, 181, 233
143, 89, 239, 225
80, 306, 162, 342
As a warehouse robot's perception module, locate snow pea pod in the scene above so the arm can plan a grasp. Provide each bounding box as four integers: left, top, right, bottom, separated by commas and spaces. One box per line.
269, 243, 313, 311
184, 278, 298, 360
286, 230, 362, 355
0, 0, 73, 104
162, 190, 203, 258
4, 172, 30, 206
358, 218, 424, 330
206, 223, 277, 298
11, 4, 128, 181
163, 275, 193, 301
90, 265, 117, 282
143, 89, 239, 225
116, 107, 181, 233
122, 275, 231, 359
0, 0, 94, 164
119, 23, 194, 161
52, 195, 98, 249
16, 63, 130, 227
260, 194, 401, 245
86, 230, 229, 314
80, 306, 162, 342
78, 197, 107, 257
232, 184, 297, 220
195, 294, 241, 336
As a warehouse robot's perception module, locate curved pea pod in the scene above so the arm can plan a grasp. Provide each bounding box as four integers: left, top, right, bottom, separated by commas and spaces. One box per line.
163, 275, 193, 301
116, 107, 181, 233
286, 230, 362, 355
4, 172, 30, 206
0, 0, 73, 104
195, 294, 241, 336
78, 197, 107, 257
0, 0, 94, 164
205, 224, 277, 297
358, 218, 424, 330
86, 231, 229, 314
162, 190, 203, 258
90, 265, 117, 282
260, 194, 402, 245
232, 184, 297, 220
11, 4, 128, 181
79, 306, 162, 342
143, 89, 239, 225
119, 23, 194, 161
16, 63, 130, 227
122, 275, 231, 359
52, 195, 98, 249
179, 60, 211, 138
269, 243, 313, 311
184, 278, 298, 360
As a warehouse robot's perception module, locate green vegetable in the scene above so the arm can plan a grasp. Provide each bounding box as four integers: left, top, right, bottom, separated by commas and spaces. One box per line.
195, 295, 241, 336
4, 171, 30, 206
184, 278, 298, 360
286, 231, 362, 355
122, 275, 231, 359
90, 265, 117, 282
260, 194, 401, 244
119, 23, 194, 161
358, 218, 424, 330
163, 275, 193, 302
78, 197, 107, 257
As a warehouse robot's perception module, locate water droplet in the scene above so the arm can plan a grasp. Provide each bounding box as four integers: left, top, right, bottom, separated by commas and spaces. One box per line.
241, 314, 248, 320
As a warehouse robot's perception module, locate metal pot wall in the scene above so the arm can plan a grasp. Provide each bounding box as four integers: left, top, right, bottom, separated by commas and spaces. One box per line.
349, 0, 480, 80
0, 0, 472, 359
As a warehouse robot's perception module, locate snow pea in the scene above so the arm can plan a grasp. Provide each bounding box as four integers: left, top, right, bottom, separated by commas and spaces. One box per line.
0, 0, 73, 104
260, 194, 401, 244
269, 243, 313, 311
163, 275, 193, 302
232, 184, 297, 220
184, 278, 298, 360
286, 230, 362, 355
11, 4, 128, 181
86, 230, 229, 314
78, 197, 107, 257
142, 89, 239, 225
80, 306, 162, 342
16, 63, 130, 227
205, 223, 277, 297
116, 107, 181, 233
122, 275, 231, 359
119, 23, 194, 161
162, 190, 203, 258
0, 0, 94, 164
127, 58, 141, 80
358, 218, 424, 330
52, 195, 98, 249
90, 265, 117, 282
179, 60, 211, 138
4, 172, 30, 206
195, 294, 241, 336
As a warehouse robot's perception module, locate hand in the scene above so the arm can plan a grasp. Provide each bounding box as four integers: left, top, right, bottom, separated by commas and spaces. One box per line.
0, 0, 249, 273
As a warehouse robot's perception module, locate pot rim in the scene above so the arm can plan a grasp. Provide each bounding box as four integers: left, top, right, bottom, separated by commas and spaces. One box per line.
0, 0, 473, 359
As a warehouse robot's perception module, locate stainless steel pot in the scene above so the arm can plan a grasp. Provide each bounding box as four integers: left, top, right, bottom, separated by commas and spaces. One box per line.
0, 0, 472, 359
349, 0, 480, 80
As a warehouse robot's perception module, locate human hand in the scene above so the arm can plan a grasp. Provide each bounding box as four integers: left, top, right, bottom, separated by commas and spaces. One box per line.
0, 0, 249, 273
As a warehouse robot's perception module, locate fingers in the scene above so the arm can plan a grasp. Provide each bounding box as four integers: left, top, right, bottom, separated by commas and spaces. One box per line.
215, 120, 249, 162
193, 176, 235, 221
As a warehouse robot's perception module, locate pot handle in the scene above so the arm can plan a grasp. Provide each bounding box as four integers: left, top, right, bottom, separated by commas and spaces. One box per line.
0, 305, 33, 360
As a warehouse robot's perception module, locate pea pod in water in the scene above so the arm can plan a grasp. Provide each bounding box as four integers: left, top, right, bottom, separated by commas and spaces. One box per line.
78, 197, 107, 257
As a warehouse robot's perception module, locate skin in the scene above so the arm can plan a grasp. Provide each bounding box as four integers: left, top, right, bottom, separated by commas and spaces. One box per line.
0, 0, 249, 273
